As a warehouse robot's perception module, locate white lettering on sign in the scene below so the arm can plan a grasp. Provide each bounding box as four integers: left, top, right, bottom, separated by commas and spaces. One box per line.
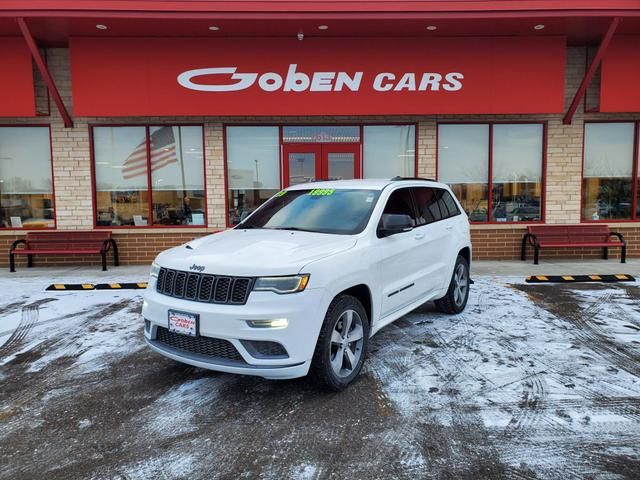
177, 65, 463, 93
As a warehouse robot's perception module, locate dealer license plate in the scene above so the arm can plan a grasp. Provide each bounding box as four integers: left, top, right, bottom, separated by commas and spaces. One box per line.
168, 309, 198, 337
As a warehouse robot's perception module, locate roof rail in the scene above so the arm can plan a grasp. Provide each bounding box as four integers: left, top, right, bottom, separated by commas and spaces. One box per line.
389, 176, 436, 182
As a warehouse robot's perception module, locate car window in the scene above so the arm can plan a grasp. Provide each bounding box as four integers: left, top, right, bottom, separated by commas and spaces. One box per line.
381, 188, 417, 226
413, 187, 462, 224
442, 190, 461, 217
238, 188, 381, 235
412, 187, 443, 225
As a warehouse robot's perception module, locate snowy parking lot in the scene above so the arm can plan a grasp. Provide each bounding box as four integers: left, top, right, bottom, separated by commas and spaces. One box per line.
1, 271, 640, 479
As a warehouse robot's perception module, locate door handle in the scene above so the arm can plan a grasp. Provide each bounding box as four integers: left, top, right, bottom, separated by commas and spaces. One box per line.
414, 232, 425, 240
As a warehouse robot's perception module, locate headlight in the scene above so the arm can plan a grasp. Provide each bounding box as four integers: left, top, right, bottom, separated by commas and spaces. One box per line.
149, 261, 161, 278
253, 274, 310, 294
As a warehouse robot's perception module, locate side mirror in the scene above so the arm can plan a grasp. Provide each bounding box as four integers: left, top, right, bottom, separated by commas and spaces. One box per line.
378, 213, 414, 237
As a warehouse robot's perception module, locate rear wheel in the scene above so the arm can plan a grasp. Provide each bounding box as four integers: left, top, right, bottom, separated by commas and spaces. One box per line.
434, 255, 470, 314
310, 294, 370, 391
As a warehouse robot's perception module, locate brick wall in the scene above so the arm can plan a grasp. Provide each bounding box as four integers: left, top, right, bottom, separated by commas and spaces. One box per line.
1, 45, 639, 265
1, 231, 211, 269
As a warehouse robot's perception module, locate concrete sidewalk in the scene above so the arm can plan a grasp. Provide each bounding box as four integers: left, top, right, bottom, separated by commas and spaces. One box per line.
1, 259, 638, 282
472, 258, 640, 277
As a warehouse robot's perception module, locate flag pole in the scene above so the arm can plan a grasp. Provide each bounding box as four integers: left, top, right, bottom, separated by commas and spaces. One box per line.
176, 127, 188, 220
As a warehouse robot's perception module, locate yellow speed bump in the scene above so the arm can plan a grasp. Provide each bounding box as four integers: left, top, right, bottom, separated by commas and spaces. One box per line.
46, 283, 147, 291
526, 274, 636, 283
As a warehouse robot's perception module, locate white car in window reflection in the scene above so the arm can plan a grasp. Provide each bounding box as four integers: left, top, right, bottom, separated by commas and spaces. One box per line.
142, 178, 472, 390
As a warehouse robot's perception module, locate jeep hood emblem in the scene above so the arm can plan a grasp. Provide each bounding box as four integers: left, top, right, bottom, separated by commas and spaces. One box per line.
189, 264, 205, 272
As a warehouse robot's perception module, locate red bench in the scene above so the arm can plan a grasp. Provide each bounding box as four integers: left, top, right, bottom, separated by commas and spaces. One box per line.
9, 231, 119, 272
521, 225, 626, 265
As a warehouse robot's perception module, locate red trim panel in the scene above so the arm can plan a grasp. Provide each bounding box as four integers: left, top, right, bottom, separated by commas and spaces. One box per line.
0, 37, 35, 117
600, 36, 640, 113
4, 1, 640, 14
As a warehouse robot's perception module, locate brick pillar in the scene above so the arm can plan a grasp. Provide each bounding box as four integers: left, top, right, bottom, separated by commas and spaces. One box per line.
544, 47, 585, 224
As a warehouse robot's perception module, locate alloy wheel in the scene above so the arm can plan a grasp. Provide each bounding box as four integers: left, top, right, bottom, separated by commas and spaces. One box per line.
329, 309, 364, 378
453, 263, 468, 307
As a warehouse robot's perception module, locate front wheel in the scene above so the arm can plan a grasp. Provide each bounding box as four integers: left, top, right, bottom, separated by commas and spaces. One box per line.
310, 294, 370, 391
434, 255, 470, 314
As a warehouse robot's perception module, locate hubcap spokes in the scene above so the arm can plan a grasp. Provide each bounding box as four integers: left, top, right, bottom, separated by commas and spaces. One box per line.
330, 309, 364, 378
453, 264, 468, 307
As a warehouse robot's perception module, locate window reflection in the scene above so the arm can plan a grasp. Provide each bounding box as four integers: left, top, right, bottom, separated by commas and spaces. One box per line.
438, 124, 489, 222
582, 123, 635, 221
95, 126, 151, 226
363, 125, 415, 178
0, 127, 54, 229
150, 126, 205, 225
93, 126, 205, 227
492, 124, 543, 222
226, 127, 280, 225
438, 123, 544, 223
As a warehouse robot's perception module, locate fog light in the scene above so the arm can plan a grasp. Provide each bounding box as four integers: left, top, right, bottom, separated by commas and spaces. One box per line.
144, 319, 151, 332
246, 318, 289, 329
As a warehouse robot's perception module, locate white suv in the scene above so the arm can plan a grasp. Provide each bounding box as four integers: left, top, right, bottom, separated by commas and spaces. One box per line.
143, 178, 471, 390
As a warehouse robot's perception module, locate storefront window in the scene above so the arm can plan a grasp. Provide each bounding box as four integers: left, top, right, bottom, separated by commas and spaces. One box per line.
226, 126, 280, 225
492, 124, 543, 222
150, 126, 205, 225
93, 125, 205, 227
438, 123, 544, 223
363, 125, 415, 178
0, 127, 54, 229
582, 122, 635, 221
438, 124, 489, 222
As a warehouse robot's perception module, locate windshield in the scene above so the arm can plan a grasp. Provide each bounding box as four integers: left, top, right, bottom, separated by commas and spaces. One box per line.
237, 188, 381, 235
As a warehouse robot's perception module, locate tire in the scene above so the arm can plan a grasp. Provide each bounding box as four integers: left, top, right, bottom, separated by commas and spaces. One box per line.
310, 294, 370, 391
434, 255, 470, 315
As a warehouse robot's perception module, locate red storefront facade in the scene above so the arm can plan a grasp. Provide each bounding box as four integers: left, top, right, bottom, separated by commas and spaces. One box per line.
1, 1, 640, 267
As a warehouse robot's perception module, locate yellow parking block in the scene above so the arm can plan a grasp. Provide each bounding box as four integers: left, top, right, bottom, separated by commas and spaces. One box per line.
589, 275, 602, 281
562, 276, 574, 281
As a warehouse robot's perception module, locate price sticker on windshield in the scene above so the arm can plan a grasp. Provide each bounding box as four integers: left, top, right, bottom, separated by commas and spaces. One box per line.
308, 189, 335, 196
275, 190, 287, 197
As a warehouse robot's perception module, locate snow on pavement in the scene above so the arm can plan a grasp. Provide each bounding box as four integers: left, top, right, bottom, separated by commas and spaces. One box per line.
1, 274, 639, 479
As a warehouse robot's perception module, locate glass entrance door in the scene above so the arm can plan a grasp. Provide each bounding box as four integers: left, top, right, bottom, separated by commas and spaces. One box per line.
283, 143, 360, 187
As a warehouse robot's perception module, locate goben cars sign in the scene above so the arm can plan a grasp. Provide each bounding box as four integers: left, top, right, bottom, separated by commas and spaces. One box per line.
70, 37, 565, 116
177, 65, 464, 93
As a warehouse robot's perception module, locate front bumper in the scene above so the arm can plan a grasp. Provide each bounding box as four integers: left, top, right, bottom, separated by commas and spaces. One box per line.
142, 285, 326, 380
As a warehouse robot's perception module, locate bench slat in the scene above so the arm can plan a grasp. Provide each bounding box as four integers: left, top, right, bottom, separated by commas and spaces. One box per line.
13, 249, 103, 255
538, 242, 622, 248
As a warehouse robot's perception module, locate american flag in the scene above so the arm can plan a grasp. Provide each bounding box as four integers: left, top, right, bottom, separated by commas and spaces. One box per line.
122, 127, 178, 180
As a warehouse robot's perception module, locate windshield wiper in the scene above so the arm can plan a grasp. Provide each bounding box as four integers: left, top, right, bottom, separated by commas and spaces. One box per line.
271, 226, 314, 232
